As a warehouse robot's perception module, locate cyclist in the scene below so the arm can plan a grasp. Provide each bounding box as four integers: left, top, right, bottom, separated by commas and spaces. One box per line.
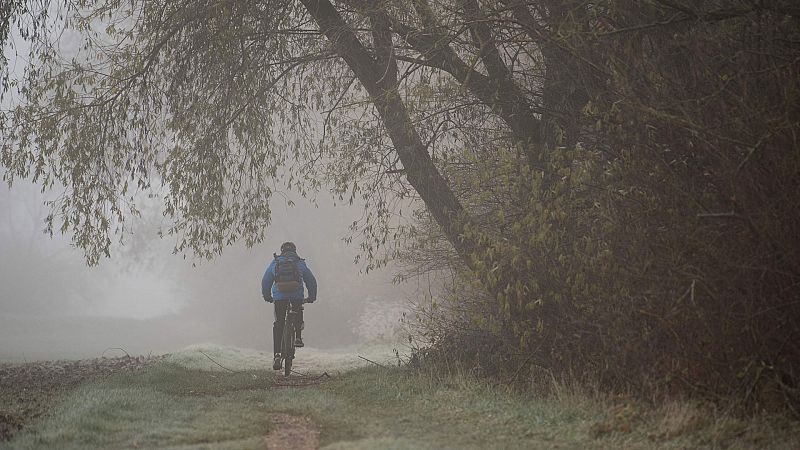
261, 241, 317, 370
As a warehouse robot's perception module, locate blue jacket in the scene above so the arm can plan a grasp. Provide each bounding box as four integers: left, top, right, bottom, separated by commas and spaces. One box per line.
261, 251, 317, 301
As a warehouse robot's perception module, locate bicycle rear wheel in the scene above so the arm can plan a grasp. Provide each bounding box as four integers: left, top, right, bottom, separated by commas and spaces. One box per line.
282, 318, 295, 377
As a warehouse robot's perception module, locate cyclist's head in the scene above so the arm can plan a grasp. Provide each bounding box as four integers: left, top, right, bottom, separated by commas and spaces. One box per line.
280, 241, 297, 253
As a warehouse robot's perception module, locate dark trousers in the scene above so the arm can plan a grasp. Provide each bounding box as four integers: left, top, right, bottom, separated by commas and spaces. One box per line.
273, 300, 304, 354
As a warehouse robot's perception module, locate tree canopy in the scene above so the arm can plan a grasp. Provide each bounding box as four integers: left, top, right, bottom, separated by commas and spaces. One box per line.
3, 0, 800, 408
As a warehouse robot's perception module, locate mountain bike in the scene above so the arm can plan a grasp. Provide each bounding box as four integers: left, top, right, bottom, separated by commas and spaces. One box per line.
280, 299, 308, 377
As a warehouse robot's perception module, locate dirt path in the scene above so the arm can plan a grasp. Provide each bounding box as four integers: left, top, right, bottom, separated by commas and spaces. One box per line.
0, 355, 167, 442
264, 413, 320, 450
0, 345, 396, 447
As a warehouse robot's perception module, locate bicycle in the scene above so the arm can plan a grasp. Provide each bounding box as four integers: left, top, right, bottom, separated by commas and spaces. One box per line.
279, 298, 308, 377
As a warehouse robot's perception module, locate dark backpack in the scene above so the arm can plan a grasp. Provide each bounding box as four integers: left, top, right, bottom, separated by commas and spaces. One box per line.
273, 254, 301, 292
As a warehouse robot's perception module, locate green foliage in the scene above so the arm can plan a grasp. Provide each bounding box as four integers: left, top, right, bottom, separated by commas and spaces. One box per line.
0, 1, 408, 265
403, 0, 800, 411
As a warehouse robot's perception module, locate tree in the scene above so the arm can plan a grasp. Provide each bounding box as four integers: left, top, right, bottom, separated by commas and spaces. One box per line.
0, 0, 585, 263
1, 1, 461, 261
2, 0, 799, 407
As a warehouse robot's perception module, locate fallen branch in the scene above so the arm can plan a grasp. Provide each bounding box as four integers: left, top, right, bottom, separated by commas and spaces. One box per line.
697, 211, 742, 219
197, 350, 240, 373
290, 368, 331, 380
358, 355, 389, 369
101, 347, 130, 358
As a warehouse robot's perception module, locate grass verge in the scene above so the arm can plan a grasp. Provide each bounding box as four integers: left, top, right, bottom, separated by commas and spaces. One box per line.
4, 349, 799, 449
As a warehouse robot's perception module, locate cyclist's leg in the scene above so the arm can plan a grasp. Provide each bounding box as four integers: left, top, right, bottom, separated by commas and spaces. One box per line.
273, 301, 288, 355
289, 300, 304, 347
292, 300, 304, 339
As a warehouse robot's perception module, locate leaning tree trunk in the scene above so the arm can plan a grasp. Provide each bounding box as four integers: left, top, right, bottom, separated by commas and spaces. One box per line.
299, 0, 480, 263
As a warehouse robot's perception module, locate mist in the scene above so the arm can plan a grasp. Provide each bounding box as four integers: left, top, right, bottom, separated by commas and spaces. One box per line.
0, 180, 408, 361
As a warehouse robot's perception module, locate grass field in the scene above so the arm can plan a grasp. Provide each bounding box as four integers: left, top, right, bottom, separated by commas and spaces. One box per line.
4, 345, 799, 449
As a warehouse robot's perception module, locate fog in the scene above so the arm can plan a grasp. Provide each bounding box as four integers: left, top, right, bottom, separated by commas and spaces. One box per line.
0, 180, 408, 361
0, 17, 412, 361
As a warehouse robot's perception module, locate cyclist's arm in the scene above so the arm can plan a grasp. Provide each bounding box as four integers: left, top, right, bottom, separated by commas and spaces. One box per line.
301, 261, 317, 300
261, 261, 276, 300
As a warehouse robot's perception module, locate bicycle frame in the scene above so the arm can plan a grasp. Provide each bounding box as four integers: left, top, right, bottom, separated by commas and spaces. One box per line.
280, 300, 305, 376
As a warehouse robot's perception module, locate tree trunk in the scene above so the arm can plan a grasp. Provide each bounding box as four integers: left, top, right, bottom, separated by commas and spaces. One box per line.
299, 0, 479, 262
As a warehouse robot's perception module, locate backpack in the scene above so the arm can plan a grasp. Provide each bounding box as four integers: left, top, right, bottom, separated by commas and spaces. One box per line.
273, 254, 302, 293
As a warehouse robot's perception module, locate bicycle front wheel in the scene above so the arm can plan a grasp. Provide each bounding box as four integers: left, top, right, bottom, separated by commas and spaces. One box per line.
282, 319, 295, 377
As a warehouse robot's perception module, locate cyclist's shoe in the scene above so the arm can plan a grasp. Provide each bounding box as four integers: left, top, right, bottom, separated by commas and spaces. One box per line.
294, 337, 304, 348
272, 354, 282, 370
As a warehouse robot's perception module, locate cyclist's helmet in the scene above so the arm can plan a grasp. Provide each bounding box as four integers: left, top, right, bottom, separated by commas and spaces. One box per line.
280, 241, 297, 253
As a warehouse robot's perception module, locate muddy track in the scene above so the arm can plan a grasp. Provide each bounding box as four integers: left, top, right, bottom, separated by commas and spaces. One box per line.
0, 355, 167, 441
264, 413, 320, 449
